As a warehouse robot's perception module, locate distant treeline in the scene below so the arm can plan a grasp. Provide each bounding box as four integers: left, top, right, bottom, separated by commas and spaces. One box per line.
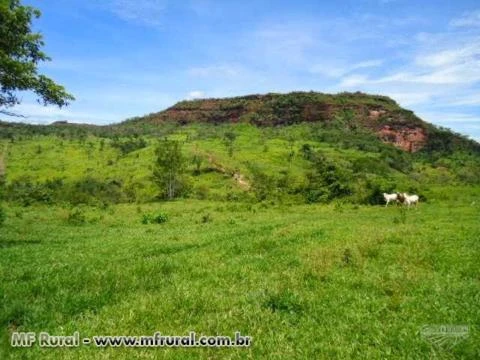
0, 120, 177, 140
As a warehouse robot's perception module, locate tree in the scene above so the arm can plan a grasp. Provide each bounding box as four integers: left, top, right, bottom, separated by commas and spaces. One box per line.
0, 0, 74, 115
153, 140, 187, 200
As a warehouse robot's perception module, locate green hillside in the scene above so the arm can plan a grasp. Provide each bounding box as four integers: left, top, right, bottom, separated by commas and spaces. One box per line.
0, 92, 479, 207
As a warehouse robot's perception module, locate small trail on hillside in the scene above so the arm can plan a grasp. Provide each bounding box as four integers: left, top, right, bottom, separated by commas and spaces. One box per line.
206, 153, 250, 190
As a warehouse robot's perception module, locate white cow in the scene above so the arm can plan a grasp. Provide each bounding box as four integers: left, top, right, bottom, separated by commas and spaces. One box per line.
400, 193, 419, 208
383, 193, 398, 207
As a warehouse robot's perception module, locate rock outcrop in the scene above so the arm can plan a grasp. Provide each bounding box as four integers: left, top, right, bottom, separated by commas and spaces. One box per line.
377, 125, 427, 152
126, 92, 435, 152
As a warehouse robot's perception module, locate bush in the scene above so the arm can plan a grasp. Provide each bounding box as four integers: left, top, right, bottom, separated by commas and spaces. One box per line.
201, 213, 212, 223
5, 177, 63, 206
303, 153, 353, 203
65, 177, 125, 205
111, 137, 147, 155
5, 177, 126, 206
141, 212, 168, 224
246, 163, 277, 201
362, 177, 396, 205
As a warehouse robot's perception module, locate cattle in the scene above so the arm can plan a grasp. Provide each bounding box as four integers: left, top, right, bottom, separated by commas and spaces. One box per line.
397, 192, 419, 208
383, 193, 398, 207
403, 194, 419, 208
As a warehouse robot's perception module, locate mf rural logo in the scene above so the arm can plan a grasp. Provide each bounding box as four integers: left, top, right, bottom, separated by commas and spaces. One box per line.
420, 325, 469, 348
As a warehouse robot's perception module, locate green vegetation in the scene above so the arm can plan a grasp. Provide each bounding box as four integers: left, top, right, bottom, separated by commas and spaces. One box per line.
141, 211, 168, 224
153, 139, 188, 200
0, 92, 479, 358
0, 0, 74, 115
0, 120, 478, 207
0, 194, 479, 359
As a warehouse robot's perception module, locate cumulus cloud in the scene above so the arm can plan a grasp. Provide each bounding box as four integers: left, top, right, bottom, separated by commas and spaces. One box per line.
187, 91, 205, 99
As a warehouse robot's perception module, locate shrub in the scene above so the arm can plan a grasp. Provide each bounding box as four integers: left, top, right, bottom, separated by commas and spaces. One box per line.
246, 163, 277, 202
66, 177, 125, 205
6, 177, 62, 206
362, 177, 395, 205
300, 143, 314, 160
303, 153, 353, 203
201, 213, 212, 223
111, 137, 147, 155
5, 177, 127, 206
141, 212, 168, 224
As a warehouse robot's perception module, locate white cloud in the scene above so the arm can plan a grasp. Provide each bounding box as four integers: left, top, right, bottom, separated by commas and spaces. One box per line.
450, 10, 480, 28
416, 111, 480, 138
415, 42, 480, 68
339, 39, 480, 87
339, 75, 370, 87
386, 92, 433, 106
310, 59, 383, 78
187, 91, 205, 99
446, 94, 480, 106
3, 103, 120, 125
418, 111, 480, 124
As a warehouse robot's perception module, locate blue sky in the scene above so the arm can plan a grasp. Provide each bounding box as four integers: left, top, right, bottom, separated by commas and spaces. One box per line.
5, 0, 480, 141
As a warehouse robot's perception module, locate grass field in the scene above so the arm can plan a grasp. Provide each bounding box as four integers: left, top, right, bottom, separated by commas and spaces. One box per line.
1, 190, 479, 359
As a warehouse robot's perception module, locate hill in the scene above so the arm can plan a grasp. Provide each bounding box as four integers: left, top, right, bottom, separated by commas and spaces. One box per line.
122, 91, 479, 154
0, 91, 479, 207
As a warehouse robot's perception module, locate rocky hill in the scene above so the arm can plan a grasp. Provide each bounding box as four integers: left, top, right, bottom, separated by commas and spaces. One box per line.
1, 92, 478, 155
123, 91, 464, 153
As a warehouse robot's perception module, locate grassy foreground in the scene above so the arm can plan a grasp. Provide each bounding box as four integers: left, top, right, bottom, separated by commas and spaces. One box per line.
1, 193, 479, 359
